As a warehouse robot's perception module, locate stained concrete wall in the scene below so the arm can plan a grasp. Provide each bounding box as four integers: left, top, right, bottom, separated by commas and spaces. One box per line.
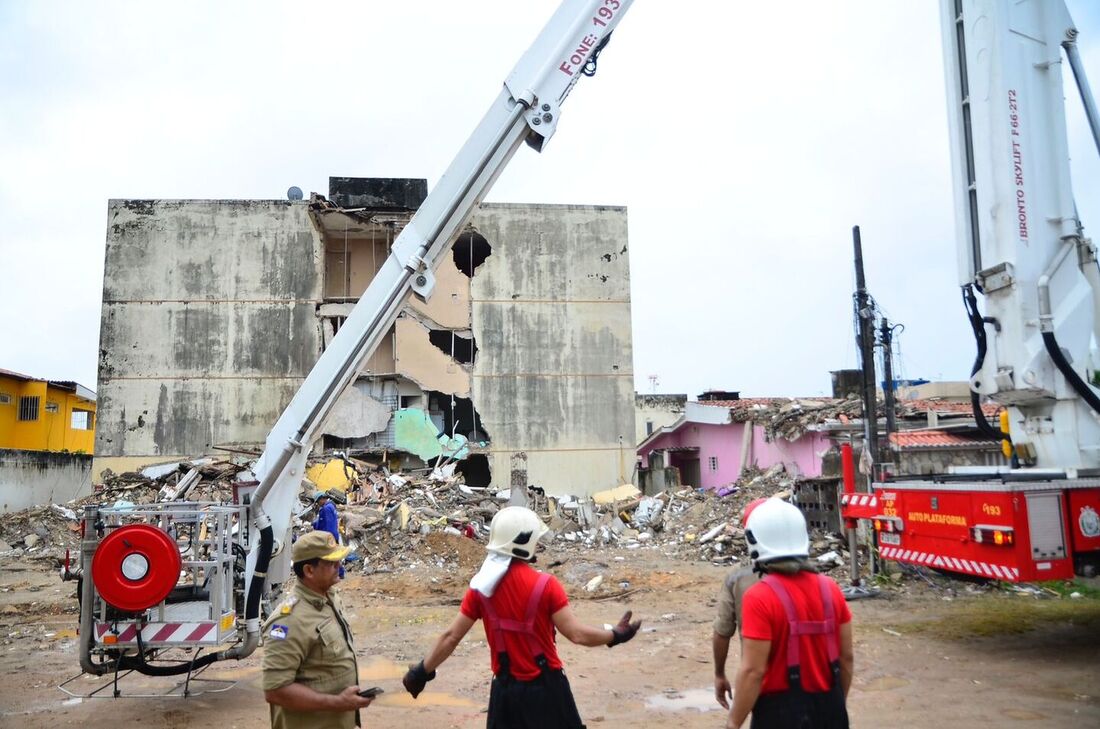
469, 203, 635, 496
94, 198, 634, 497
0, 450, 92, 513
94, 200, 323, 477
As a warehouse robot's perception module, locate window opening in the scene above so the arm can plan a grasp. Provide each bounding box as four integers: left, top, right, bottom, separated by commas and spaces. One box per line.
455, 454, 491, 488
427, 329, 477, 364
0, 393, 11, 405
45, 401, 60, 413
71, 410, 93, 430
426, 390, 490, 443
18, 396, 39, 421
452, 232, 491, 277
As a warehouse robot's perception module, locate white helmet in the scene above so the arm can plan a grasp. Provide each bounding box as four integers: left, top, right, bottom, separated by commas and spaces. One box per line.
744, 498, 809, 565
487, 507, 549, 561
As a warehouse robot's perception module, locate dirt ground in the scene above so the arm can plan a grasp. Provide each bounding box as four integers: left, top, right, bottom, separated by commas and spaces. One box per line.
1, 547, 1098, 728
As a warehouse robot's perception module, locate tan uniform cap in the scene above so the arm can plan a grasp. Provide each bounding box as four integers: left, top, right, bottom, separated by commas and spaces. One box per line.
292, 530, 350, 563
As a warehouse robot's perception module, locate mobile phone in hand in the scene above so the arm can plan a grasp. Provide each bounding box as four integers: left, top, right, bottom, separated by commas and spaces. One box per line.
358, 686, 384, 698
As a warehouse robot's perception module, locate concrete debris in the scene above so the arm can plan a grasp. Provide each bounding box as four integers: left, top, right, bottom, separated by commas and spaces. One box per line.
0, 452, 1025, 601
535, 464, 882, 592
633, 497, 664, 529
728, 397, 865, 441
592, 483, 641, 506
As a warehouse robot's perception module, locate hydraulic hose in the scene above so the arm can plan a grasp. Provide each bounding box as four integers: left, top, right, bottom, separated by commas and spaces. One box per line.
226, 522, 274, 660
1042, 331, 1100, 415
962, 285, 1005, 440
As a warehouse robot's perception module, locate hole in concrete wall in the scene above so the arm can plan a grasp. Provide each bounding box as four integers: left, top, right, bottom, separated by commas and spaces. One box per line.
427, 329, 478, 364
427, 390, 490, 443
456, 454, 491, 488
453, 232, 491, 277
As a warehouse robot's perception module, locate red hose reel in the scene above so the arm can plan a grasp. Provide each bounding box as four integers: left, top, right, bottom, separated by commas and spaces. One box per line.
91, 524, 181, 612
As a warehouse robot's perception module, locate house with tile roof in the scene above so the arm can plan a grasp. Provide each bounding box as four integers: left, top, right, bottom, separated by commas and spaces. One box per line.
637, 389, 1006, 505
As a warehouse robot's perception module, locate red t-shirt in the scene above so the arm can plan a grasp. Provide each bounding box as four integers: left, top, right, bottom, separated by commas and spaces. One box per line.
460, 561, 570, 681
740, 572, 852, 694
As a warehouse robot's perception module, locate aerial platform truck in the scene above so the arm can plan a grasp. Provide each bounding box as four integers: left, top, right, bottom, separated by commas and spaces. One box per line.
63, 0, 637, 694
843, 0, 1100, 583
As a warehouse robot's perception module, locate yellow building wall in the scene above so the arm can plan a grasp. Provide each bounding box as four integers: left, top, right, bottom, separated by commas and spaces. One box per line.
0, 376, 16, 447
0, 375, 95, 453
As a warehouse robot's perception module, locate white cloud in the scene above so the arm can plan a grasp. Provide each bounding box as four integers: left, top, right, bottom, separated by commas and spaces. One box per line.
0, 0, 1097, 401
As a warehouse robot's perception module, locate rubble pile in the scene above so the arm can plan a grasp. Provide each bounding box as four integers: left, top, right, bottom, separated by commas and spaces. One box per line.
0, 458, 246, 561
728, 397, 866, 442
544, 464, 853, 574
339, 476, 510, 572
0, 454, 511, 572
0, 454, 860, 583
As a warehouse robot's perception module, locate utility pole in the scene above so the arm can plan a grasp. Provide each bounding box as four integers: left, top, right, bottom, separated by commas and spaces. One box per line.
880, 317, 897, 449
852, 226, 879, 484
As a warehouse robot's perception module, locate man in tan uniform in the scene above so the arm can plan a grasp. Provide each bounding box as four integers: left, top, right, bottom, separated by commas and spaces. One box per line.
713, 565, 760, 708
261, 530, 373, 728
713, 498, 769, 709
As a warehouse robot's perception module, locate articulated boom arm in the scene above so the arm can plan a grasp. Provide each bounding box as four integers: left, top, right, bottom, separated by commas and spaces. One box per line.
941, 0, 1100, 472
241, 0, 635, 632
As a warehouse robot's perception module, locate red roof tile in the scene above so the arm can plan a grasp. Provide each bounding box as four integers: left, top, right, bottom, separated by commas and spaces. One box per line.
901, 398, 1000, 418
889, 430, 1000, 449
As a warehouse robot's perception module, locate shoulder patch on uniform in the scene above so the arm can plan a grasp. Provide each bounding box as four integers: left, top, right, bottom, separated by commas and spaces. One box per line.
269, 624, 289, 640
279, 595, 299, 615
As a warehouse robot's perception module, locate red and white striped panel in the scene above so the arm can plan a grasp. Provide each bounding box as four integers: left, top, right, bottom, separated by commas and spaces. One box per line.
840, 493, 879, 520
879, 546, 1020, 581
840, 493, 878, 508
95, 621, 219, 645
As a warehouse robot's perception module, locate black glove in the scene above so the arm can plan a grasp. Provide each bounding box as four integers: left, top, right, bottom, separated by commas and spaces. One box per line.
402, 660, 436, 699
608, 610, 641, 647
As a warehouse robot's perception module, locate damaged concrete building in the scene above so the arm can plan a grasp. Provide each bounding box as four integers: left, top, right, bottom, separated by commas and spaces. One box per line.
93, 178, 635, 496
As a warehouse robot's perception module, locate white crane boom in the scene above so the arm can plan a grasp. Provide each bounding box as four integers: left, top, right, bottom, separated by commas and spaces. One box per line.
940, 0, 1100, 473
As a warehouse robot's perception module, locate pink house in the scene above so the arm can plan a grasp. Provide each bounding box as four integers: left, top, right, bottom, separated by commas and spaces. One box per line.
637, 399, 839, 491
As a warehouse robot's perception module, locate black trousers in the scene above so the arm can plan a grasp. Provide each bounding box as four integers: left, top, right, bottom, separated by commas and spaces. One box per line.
486, 668, 585, 729
750, 666, 848, 729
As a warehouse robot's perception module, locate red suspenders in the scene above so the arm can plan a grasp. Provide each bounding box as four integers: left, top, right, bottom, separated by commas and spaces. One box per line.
477, 572, 553, 666
760, 573, 840, 669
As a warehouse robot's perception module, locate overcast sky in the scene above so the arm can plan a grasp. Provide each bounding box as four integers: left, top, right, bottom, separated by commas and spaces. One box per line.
2, 1, 1099, 400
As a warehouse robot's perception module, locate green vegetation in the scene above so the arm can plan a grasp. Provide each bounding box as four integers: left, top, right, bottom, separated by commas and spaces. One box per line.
875, 580, 1100, 640
1037, 579, 1100, 600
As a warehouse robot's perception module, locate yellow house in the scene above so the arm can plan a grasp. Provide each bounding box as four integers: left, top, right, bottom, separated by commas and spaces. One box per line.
0, 368, 96, 453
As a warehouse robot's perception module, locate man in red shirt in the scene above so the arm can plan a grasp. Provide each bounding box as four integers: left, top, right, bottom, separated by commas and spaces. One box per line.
401, 506, 641, 728
727, 498, 854, 729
